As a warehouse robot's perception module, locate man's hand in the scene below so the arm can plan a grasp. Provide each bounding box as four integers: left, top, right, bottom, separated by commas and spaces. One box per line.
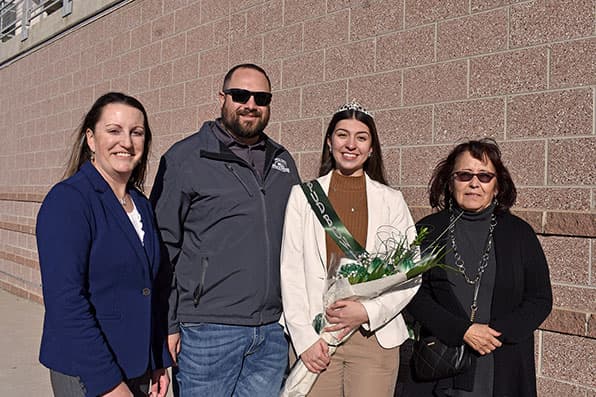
168, 333, 181, 365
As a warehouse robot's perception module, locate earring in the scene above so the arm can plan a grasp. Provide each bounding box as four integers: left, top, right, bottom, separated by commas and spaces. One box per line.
368, 152, 372, 158
90, 150, 95, 162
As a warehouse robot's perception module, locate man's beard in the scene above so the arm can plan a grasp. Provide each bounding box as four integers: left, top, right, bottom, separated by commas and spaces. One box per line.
221, 105, 270, 141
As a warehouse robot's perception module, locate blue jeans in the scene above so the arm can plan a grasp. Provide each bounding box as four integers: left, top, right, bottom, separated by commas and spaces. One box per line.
175, 322, 288, 397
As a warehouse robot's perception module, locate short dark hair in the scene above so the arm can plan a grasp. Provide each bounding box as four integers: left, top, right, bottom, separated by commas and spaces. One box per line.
64, 92, 152, 192
222, 63, 271, 91
428, 138, 516, 213
318, 109, 388, 185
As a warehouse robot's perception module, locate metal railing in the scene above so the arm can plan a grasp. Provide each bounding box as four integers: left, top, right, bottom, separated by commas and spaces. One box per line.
1, 0, 72, 42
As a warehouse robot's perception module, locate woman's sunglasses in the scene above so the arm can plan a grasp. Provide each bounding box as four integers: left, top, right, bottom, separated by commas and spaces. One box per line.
223, 88, 272, 106
452, 171, 496, 183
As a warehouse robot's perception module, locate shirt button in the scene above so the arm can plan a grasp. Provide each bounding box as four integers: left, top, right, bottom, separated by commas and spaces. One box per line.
142, 288, 151, 296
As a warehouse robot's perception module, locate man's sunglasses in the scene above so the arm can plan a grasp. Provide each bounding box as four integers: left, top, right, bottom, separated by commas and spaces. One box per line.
452, 171, 496, 183
222, 88, 272, 106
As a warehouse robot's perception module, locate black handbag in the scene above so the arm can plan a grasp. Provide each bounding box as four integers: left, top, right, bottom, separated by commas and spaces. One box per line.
411, 334, 473, 381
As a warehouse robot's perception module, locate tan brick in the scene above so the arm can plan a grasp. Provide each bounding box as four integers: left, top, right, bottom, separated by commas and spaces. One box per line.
548, 138, 596, 186
261, 60, 282, 91
284, 0, 325, 25
159, 83, 185, 111
280, 119, 324, 153
170, 106, 200, 135
246, 0, 283, 36
327, 0, 368, 12
510, 0, 594, 48
151, 13, 175, 42
437, 9, 507, 61
405, 0, 468, 27
186, 24, 214, 55
542, 236, 590, 285
589, 314, 596, 339
542, 331, 596, 388
297, 151, 321, 181
470, 0, 524, 12
508, 89, 593, 139
229, 35, 264, 67
282, 51, 325, 89
325, 40, 375, 81
537, 375, 593, 396
172, 54, 199, 84
376, 25, 434, 71
302, 80, 347, 118
269, 88, 301, 123
303, 11, 349, 52
435, 98, 504, 143
198, 46, 228, 77
470, 48, 547, 97
545, 211, 596, 238
130, 69, 150, 94
185, 76, 214, 106
551, 38, 596, 89
348, 71, 402, 111
375, 106, 433, 147
500, 140, 545, 186
383, 147, 402, 186
403, 61, 467, 105
150, 63, 173, 89
174, 2, 202, 34
201, 0, 229, 23
139, 42, 162, 69
119, 50, 141, 76
350, 0, 403, 40
510, 209, 543, 233
264, 24, 303, 61
401, 145, 452, 186
140, 0, 164, 23
131, 23, 152, 51
399, 187, 429, 208
516, 188, 591, 212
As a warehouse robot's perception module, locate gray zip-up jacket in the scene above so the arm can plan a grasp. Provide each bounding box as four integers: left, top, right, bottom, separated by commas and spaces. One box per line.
151, 121, 300, 334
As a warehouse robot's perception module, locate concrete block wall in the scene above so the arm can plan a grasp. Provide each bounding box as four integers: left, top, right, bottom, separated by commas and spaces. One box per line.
0, 0, 594, 393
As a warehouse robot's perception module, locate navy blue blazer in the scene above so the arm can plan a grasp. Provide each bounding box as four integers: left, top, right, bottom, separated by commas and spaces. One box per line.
37, 162, 171, 397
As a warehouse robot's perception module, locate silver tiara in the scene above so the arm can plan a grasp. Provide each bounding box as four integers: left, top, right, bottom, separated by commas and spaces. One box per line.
334, 99, 372, 117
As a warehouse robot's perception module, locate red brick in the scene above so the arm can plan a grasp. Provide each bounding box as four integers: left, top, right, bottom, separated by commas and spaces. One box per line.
282, 51, 324, 89
545, 211, 596, 238
348, 71, 402, 111
376, 26, 434, 71
130, 70, 150, 94
201, 0, 229, 23
382, 148, 402, 186
536, 377, 591, 397
280, 119, 324, 152
131, 23, 152, 51
151, 13, 175, 42
399, 187, 429, 208
150, 63, 173, 89
470, 0, 524, 12
246, 0, 283, 36
325, 40, 375, 81
516, 187, 591, 212
185, 76, 214, 106
264, 24, 303, 61
297, 151, 321, 181
550, 39, 596, 89
198, 46, 228, 77
437, 9, 507, 61
162, 32, 187, 61
302, 80, 347, 118
405, 0, 468, 27
499, 140, 545, 186
350, 0, 403, 40
228, 13, 246, 42
284, 0, 325, 25
140, 0, 164, 23
403, 61, 467, 105
303, 11, 349, 52
229, 35, 263, 66
552, 284, 596, 312
269, 88, 301, 123
470, 48, 548, 97
119, 50, 141, 76
186, 24, 214, 54
510, 0, 594, 48
508, 89, 593, 139
542, 332, 596, 388
170, 106, 200, 135
435, 99, 504, 143
172, 54, 199, 84
548, 138, 596, 186
159, 84, 185, 110
139, 42, 162, 68
542, 236, 590, 285
174, 2, 202, 33
401, 145, 452, 186
375, 106, 433, 147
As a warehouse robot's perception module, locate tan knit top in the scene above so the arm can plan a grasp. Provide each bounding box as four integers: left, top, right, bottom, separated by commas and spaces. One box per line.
325, 171, 368, 269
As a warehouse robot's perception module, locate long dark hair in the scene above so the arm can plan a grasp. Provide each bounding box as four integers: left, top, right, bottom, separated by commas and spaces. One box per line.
318, 109, 387, 185
428, 138, 516, 213
63, 92, 152, 192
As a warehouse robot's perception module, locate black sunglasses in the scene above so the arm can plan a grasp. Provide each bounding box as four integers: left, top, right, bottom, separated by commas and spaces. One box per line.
452, 171, 496, 183
223, 88, 272, 106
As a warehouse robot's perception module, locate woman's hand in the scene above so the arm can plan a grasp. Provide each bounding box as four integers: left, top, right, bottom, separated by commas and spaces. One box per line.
300, 338, 330, 373
168, 333, 181, 365
150, 368, 170, 397
324, 300, 369, 340
463, 323, 502, 355
102, 381, 133, 397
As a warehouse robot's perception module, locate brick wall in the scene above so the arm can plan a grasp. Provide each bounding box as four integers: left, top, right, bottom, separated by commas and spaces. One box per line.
0, 0, 594, 393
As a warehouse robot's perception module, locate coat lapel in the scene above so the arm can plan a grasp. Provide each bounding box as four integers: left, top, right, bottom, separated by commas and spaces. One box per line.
364, 176, 384, 253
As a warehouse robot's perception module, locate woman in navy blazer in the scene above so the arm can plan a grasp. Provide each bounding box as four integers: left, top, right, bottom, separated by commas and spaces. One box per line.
36, 92, 171, 397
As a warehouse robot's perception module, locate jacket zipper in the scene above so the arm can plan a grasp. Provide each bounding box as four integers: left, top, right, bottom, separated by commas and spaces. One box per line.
225, 164, 254, 197
193, 257, 209, 307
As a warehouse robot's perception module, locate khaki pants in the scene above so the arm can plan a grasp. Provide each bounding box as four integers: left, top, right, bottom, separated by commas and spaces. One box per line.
295, 329, 399, 397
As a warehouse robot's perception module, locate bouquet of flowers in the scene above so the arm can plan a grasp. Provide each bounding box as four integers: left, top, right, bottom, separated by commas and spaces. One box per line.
281, 225, 449, 397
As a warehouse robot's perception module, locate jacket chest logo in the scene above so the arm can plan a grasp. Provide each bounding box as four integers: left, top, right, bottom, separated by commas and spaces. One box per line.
272, 157, 290, 173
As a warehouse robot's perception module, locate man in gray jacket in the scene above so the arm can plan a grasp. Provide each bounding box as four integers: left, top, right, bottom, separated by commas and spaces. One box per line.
151, 64, 300, 396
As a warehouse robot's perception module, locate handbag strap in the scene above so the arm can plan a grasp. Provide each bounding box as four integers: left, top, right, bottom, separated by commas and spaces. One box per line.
300, 180, 367, 260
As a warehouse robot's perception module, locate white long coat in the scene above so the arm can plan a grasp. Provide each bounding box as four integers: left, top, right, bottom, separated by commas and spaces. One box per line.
280, 171, 420, 356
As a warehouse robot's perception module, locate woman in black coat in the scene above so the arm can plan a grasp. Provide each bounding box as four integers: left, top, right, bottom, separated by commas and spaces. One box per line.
398, 139, 552, 397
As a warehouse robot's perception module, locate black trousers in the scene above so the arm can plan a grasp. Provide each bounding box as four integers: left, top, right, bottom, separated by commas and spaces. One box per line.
50, 369, 150, 397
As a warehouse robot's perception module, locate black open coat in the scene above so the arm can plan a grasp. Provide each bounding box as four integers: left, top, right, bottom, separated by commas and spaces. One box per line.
403, 210, 552, 397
